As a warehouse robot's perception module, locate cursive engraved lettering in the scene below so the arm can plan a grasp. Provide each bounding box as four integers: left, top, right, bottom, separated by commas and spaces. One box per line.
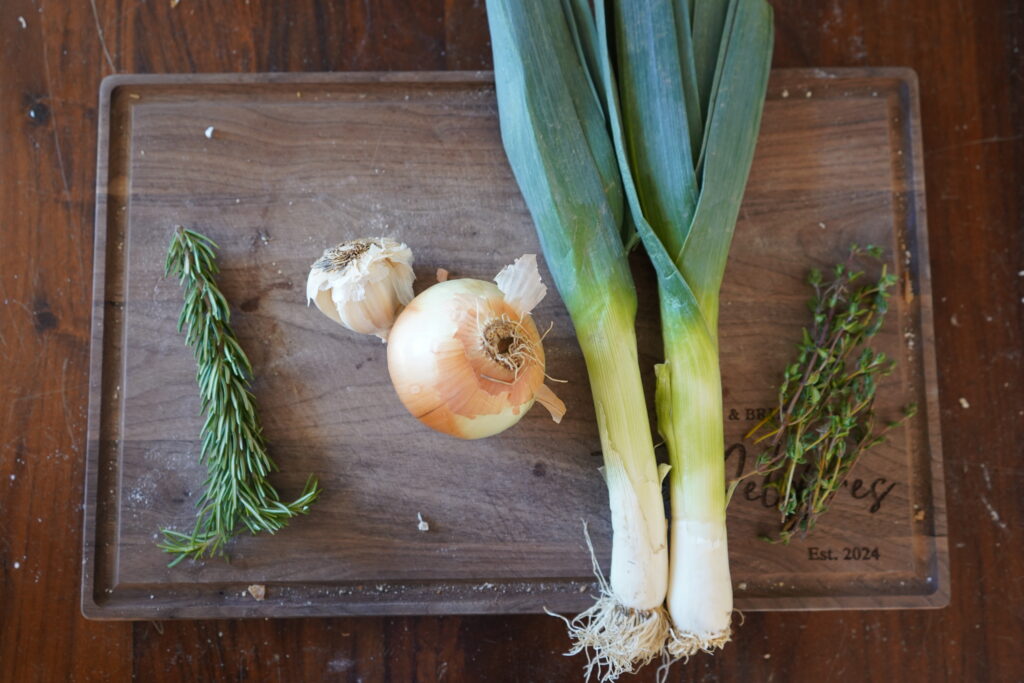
726, 441, 900, 516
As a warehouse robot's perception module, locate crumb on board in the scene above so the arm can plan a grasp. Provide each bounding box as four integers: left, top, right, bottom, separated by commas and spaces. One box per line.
417, 512, 430, 532
204, 126, 215, 139
915, 509, 927, 521
738, 582, 748, 590
781, 88, 789, 98
818, 222, 826, 229
247, 584, 266, 601
171, 0, 180, 7
959, 397, 970, 409
436, 268, 449, 283
805, 90, 812, 98
18, 16, 27, 29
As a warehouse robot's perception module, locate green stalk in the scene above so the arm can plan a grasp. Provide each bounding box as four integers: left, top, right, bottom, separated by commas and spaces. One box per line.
659, 316, 725, 528
657, 313, 732, 651
576, 303, 667, 613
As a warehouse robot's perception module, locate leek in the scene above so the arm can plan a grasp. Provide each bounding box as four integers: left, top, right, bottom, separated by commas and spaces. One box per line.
592, 0, 774, 657
487, 0, 670, 677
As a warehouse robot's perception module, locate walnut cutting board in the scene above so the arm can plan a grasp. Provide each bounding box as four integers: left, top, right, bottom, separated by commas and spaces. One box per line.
83, 69, 947, 619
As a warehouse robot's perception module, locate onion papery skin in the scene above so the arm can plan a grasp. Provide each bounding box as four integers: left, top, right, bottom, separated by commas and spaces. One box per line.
387, 278, 546, 439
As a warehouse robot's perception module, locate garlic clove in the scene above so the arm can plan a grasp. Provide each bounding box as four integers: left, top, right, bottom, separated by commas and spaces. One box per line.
306, 238, 415, 340
312, 287, 344, 325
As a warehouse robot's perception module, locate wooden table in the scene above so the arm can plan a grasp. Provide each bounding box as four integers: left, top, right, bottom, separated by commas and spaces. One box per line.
1, 1, 1020, 680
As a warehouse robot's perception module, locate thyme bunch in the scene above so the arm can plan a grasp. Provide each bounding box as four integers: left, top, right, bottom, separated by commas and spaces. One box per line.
159, 227, 320, 566
730, 244, 916, 544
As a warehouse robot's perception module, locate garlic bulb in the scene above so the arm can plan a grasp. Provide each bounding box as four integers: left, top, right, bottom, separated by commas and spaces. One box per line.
306, 238, 415, 341
387, 254, 566, 440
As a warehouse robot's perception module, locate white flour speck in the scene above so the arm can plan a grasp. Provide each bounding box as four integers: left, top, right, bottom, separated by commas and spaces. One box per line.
980, 463, 992, 491
981, 496, 1008, 530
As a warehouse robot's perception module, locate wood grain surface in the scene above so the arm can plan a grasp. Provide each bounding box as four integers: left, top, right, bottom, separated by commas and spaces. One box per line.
1, 1, 1021, 681
83, 68, 945, 619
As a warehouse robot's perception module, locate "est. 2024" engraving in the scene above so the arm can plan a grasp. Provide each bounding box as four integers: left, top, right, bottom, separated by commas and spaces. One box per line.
808, 546, 882, 561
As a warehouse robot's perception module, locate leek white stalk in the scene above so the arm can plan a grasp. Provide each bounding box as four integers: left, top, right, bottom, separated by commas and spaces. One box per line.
657, 321, 732, 652
563, 305, 669, 668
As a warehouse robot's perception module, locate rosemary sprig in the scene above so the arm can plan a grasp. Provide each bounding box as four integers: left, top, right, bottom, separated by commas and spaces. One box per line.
729, 244, 916, 544
159, 227, 321, 566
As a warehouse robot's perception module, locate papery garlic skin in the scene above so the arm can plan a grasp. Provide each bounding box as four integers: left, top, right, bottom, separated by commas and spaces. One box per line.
306, 238, 415, 341
387, 254, 565, 440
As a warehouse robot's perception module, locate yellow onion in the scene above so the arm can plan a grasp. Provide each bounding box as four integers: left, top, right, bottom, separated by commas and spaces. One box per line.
387, 254, 565, 439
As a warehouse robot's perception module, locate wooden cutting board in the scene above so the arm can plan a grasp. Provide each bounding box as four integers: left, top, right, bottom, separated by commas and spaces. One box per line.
83, 68, 947, 619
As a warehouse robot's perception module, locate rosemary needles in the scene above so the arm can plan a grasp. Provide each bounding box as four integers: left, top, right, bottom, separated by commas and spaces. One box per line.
159, 227, 320, 566
732, 244, 916, 544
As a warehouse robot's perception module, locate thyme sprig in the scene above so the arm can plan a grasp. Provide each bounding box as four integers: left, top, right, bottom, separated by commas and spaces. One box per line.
159, 227, 321, 566
729, 244, 916, 544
